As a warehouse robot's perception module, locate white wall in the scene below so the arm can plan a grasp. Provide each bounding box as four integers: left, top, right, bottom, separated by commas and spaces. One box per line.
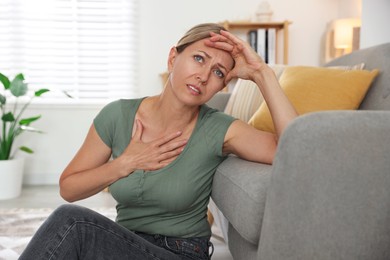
360, 0, 390, 48
20, 0, 386, 185
138, 0, 341, 97
338, 0, 361, 18
16, 103, 103, 184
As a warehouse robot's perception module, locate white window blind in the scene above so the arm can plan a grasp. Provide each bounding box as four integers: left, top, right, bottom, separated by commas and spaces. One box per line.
0, 0, 138, 102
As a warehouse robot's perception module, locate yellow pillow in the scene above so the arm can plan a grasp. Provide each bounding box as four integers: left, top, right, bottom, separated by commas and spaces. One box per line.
248, 66, 379, 133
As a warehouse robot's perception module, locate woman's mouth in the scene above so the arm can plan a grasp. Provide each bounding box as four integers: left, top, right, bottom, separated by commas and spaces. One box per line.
187, 84, 201, 95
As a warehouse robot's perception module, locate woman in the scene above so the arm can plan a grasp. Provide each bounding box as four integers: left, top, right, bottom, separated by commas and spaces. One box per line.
20, 23, 297, 260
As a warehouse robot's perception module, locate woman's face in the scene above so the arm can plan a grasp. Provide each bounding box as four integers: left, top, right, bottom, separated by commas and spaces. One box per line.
167, 38, 234, 106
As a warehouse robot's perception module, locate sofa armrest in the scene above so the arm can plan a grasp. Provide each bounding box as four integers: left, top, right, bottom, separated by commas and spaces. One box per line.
259, 110, 390, 259
212, 156, 272, 245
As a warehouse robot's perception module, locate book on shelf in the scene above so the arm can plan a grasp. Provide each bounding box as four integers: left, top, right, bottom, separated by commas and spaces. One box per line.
248, 30, 257, 52
257, 28, 266, 62
247, 28, 276, 64
267, 28, 276, 65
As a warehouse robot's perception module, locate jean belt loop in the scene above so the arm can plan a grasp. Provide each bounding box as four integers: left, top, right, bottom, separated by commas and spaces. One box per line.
208, 240, 214, 257
164, 236, 172, 250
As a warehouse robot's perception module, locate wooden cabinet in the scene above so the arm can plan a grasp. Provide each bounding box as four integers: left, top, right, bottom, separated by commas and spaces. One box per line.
221, 20, 291, 64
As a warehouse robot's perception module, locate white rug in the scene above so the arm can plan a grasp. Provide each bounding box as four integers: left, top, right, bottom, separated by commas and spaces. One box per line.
0, 207, 116, 260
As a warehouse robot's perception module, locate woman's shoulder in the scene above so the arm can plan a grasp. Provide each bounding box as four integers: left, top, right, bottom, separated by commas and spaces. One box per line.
93, 98, 144, 146
94, 98, 144, 125
99, 98, 144, 115
200, 104, 235, 122
105, 97, 144, 108
199, 104, 236, 134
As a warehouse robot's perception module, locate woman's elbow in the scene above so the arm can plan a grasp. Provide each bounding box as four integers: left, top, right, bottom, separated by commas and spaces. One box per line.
59, 178, 77, 203
59, 187, 75, 203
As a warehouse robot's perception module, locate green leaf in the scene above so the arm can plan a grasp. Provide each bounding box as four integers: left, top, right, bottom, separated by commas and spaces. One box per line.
15, 73, 25, 81
10, 74, 28, 97
19, 115, 41, 125
0, 73, 10, 89
35, 88, 50, 97
13, 126, 23, 137
20, 125, 44, 133
20, 146, 34, 154
2, 112, 15, 122
0, 93, 6, 105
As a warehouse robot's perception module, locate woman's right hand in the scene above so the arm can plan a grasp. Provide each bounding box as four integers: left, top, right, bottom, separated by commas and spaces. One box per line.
60, 120, 186, 202
205, 30, 268, 84
117, 119, 187, 176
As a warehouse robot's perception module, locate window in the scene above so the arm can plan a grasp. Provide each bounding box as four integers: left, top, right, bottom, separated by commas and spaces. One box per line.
0, 0, 138, 102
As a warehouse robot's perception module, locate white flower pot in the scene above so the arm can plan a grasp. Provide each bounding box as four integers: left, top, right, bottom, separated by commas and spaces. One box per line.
0, 158, 25, 200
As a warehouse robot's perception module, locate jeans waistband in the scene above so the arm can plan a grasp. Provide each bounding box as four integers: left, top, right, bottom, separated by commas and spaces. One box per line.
134, 231, 214, 260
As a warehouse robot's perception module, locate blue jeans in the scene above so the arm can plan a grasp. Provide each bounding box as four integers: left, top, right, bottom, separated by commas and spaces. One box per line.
19, 204, 213, 260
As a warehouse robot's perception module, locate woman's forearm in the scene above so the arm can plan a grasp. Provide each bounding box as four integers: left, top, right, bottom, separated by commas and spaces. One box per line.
252, 66, 298, 139
59, 158, 132, 202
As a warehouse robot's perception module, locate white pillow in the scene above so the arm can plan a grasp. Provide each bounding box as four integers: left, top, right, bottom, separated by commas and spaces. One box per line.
223, 64, 287, 122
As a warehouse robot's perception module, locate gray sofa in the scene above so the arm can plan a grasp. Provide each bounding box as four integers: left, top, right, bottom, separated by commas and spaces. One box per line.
210, 43, 390, 259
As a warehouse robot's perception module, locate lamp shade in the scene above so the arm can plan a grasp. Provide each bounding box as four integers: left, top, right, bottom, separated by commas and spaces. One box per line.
332, 18, 361, 49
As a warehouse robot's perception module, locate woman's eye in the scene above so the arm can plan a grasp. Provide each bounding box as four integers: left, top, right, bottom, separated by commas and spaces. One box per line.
214, 69, 224, 78
194, 55, 204, 63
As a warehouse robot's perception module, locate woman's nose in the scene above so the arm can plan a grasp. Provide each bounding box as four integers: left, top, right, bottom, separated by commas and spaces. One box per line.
196, 70, 210, 84
196, 75, 206, 84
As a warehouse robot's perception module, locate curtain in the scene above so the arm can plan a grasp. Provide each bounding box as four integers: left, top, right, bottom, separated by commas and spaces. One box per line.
0, 0, 138, 101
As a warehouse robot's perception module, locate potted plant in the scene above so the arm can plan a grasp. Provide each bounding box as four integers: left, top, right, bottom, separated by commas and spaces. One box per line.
0, 72, 49, 200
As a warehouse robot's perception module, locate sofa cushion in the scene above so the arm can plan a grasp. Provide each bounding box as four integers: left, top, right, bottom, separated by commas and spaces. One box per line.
211, 156, 272, 245
248, 66, 379, 133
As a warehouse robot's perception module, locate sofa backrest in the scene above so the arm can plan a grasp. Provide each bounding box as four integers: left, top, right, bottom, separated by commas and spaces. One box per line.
326, 43, 390, 111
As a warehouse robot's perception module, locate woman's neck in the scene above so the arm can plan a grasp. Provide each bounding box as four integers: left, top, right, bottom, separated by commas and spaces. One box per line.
153, 94, 200, 129
135, 92, 200, 140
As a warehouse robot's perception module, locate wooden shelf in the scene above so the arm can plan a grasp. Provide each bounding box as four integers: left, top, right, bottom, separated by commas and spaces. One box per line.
221, 20, 292, 64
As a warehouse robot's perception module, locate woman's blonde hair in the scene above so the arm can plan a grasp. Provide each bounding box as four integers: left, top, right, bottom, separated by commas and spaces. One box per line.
175, 23, 227, 53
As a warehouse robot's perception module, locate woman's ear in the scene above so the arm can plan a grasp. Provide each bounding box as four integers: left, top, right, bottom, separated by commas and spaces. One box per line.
167, 47, 177, 72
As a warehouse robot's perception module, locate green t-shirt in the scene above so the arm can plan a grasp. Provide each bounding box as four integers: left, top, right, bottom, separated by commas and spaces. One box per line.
94, 98, 236, 238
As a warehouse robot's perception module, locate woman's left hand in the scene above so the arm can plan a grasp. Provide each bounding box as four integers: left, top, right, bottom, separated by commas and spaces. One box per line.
204, 30, 268, 84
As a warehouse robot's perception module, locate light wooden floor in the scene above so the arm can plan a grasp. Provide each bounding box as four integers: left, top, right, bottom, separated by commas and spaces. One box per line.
0, 185, 233, 260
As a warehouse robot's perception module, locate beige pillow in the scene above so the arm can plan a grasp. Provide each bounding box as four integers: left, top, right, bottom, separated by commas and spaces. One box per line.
224, 79, 263, 122
224, 64, 288, 122
248, 65, 379, 133
327, 63, 365, 70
